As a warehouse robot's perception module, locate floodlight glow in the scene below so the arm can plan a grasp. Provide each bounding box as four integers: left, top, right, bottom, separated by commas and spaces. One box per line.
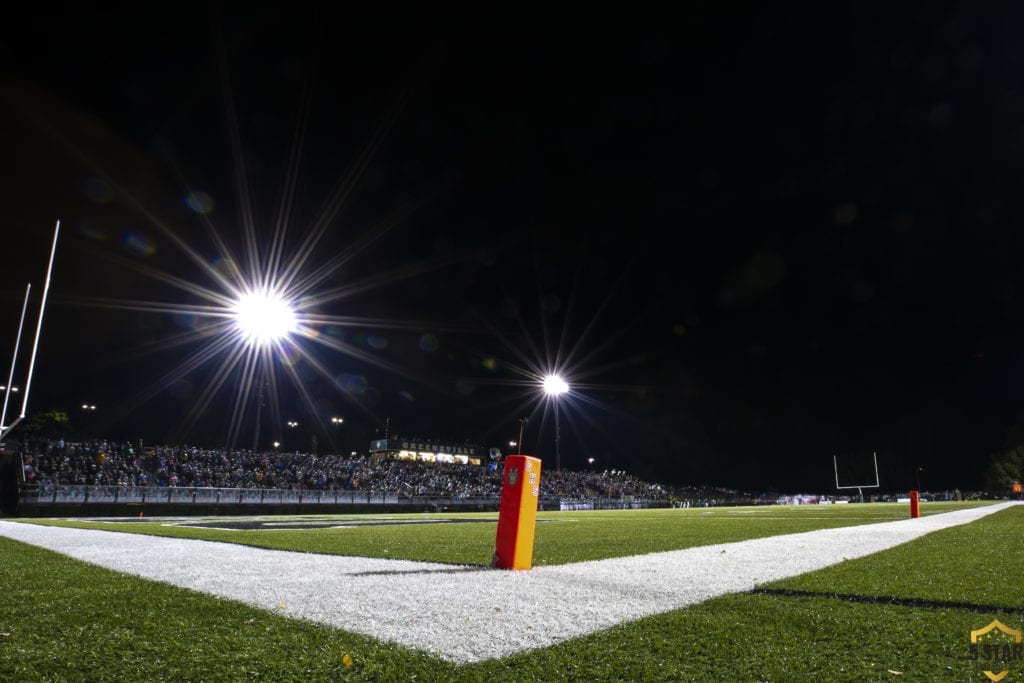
62, 77, 482, 452
232, 290, 297, 346
543, 374, 569, 396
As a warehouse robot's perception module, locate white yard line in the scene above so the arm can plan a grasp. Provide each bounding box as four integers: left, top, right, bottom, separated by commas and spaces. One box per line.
0, 502, 1017, 663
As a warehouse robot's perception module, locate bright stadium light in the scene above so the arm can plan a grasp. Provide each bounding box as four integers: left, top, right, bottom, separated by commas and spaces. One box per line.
542, 374, 569, 397
232, 289, 297, 347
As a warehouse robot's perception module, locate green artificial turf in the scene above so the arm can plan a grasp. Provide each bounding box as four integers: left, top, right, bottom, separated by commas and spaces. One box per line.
2, 501, 1020, 681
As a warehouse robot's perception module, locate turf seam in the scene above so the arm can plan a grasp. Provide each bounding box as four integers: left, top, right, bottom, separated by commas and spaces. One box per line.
750, 587, 1024, 614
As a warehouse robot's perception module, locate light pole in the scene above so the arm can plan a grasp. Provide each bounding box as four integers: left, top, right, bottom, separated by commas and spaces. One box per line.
81, 403, 96, 439
543, 374, 569, 470
252, 379, 266, 452
516, 417, 528, 454
329, 416, 343, 454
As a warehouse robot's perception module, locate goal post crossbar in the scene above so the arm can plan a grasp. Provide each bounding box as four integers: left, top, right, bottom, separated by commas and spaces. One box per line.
833, 451, 880, 490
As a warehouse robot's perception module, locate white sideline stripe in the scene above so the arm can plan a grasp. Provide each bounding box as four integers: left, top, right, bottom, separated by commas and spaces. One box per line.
0, 502, 1017, 663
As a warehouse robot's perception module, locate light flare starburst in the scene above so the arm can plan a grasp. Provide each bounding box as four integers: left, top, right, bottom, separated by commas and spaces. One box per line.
53, 53, 482, 450
446, 248, 655, 471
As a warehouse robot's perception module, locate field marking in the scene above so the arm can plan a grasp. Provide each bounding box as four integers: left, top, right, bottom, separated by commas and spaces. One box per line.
0, 502, 1018, 663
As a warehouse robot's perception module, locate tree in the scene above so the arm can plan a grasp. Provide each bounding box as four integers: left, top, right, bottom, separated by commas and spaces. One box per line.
16, 409, 72, 439
983, 445, 1024, 493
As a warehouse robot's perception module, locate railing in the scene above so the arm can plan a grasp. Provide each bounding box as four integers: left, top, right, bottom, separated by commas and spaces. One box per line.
24, 484, 670, 510
29, 484, 470, 506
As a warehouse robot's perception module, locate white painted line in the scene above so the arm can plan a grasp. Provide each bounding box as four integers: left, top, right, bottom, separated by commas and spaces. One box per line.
0, 502, 1016, 663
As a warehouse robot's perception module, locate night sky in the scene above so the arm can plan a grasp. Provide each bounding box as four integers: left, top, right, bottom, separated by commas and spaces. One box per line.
2, 4, 1024, 493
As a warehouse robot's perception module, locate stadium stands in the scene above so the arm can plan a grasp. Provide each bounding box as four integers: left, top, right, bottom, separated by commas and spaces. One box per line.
17, 438, 672, 501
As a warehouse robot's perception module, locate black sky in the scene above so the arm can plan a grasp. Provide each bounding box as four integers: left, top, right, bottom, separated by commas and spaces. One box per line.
2, 3, 1024, 493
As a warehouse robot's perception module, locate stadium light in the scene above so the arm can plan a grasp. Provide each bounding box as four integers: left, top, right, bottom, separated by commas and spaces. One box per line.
231, 288, 297, 347
542, 375, 569, 397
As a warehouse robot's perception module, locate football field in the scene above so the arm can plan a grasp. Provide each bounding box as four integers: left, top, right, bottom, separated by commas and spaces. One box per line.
2, 501, 1022, 681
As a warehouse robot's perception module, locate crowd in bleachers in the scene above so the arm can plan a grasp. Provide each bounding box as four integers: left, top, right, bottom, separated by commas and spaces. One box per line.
24, 438, 993, 505
16, 438, 672, 500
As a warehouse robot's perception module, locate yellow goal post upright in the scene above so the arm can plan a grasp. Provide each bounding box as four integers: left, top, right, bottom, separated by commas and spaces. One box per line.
833, 451, 880, 502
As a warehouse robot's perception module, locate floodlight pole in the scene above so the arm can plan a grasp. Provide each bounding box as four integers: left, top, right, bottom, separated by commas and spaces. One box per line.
542, 374, 569, 470
517, 417, 527, 453
252, 379, 265, 452
555, 400, 561, 471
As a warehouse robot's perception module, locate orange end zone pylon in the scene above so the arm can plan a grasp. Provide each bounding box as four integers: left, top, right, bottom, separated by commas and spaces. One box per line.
909, 490, 920, 518
492, 455, 542, 570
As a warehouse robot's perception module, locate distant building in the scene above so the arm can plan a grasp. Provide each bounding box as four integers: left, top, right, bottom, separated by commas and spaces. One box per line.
369, 434, 498, 467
